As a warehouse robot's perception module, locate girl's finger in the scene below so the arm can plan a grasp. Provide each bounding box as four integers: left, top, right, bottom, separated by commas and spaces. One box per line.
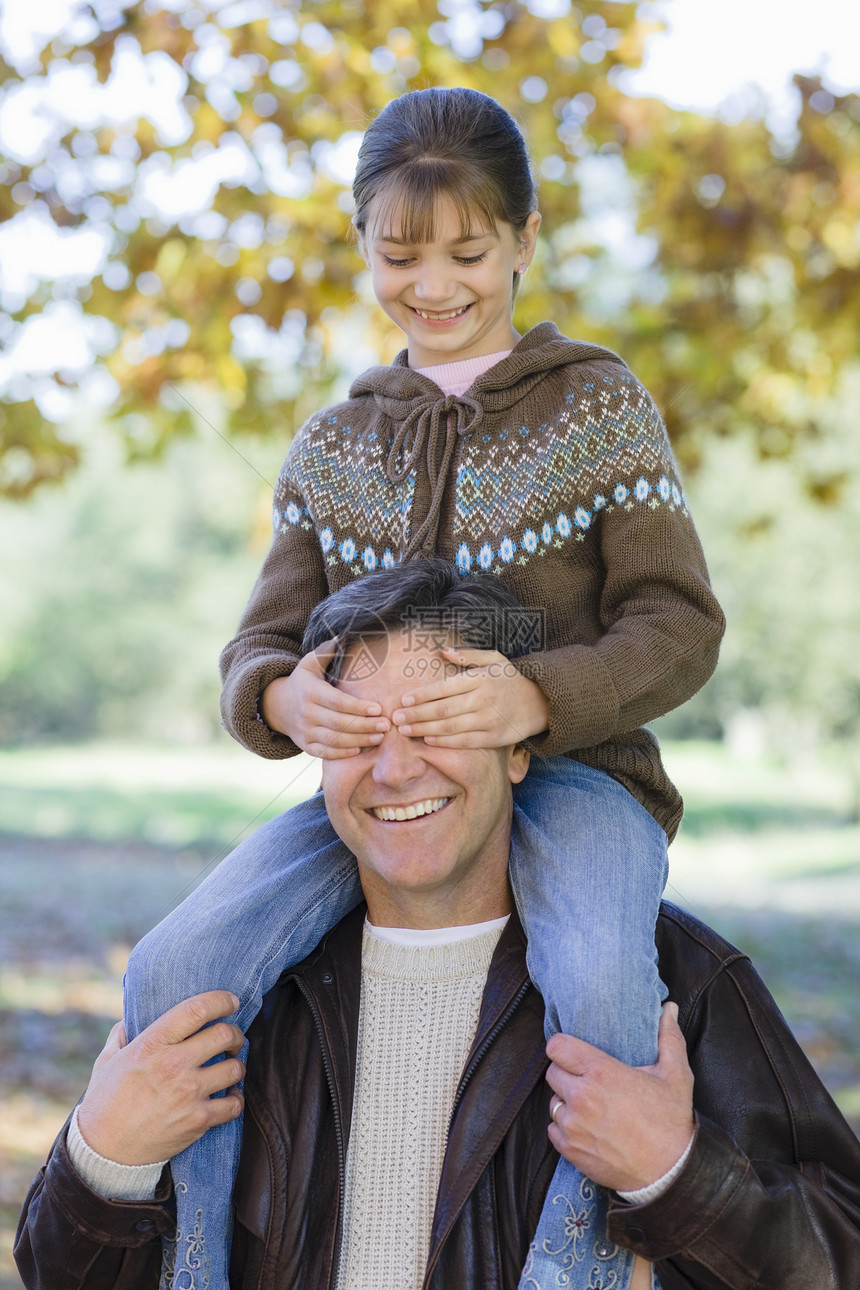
423, 721, 520, 747
308, 686, 383, 718
329, 689, 385, 716
311, 724, 386, 748
397, 710, 486, 738
395, 678, 478, 717
422, 731, 498, 749
398, 667, 483, 706
310, 743, 361, 760
440, 645, 503, 665
310, 636, 339, 663
313, 711, 390, 735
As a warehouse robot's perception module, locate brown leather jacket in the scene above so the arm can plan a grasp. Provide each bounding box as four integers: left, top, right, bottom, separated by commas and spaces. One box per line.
16, 903, 860, 1289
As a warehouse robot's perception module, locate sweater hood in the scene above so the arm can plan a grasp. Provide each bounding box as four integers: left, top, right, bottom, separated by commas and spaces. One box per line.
348, 321, 627, 416
347, 323, 629, 559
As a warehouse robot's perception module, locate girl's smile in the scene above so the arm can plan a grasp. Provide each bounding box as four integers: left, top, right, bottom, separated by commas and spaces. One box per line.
409, 303, 474, 323
361, 196, 540, 368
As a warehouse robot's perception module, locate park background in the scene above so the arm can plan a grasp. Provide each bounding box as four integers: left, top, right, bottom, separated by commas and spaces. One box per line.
1, 0, 859, 1282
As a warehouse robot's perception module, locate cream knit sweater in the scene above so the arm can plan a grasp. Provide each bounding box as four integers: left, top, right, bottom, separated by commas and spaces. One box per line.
334, 922, 504, 1290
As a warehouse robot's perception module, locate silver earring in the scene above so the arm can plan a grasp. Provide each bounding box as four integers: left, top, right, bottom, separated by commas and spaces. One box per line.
517, 265, 526, 275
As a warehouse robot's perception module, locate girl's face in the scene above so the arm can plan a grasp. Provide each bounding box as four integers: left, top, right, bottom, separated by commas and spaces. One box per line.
361, 195, 540, 368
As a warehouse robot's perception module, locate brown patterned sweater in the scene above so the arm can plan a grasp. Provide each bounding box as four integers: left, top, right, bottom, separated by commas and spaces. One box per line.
220, 322, 724, 840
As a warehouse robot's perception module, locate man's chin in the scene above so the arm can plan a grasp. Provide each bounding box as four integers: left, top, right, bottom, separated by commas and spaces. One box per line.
355, 850, 459, 897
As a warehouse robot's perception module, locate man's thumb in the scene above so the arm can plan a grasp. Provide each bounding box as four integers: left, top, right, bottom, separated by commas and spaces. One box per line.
92, 1020, 127, 1071
656, 1001, 687, 1067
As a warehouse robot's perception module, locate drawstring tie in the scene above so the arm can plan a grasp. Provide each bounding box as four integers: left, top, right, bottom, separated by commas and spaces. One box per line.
385, 393, 482, 559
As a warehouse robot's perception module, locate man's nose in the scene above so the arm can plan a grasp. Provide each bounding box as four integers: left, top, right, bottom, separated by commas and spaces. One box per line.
370, 726, 426, 788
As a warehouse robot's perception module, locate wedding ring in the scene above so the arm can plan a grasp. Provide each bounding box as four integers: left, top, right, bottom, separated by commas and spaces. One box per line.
550, 1096, 564, 1124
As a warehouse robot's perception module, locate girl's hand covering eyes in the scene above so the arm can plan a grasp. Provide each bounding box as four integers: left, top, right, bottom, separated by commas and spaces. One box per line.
391, 645, 549, 748
261, 639, 390, 759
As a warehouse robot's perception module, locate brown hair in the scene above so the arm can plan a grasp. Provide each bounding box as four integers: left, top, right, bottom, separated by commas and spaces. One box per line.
353, 88, 538, 279
303, 556, 540, 683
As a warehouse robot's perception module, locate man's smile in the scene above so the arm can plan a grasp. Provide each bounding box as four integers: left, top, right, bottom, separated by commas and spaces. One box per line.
370, 797, 452, 822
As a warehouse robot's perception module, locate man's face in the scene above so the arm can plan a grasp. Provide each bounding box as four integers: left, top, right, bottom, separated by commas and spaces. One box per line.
321, 629, 529, 929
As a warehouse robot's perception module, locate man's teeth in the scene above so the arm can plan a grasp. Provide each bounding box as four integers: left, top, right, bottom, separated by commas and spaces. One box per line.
372, 798, 449, 821
413, 305, 469, 320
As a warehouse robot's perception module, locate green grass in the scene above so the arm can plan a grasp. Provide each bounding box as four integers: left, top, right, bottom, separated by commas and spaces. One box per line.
0, 741, 321, 848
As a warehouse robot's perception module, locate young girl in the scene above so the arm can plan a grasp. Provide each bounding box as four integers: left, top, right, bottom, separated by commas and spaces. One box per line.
123, 87, 723, 1290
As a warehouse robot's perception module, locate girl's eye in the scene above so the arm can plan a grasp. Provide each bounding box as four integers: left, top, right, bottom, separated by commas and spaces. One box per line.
380, 252, 487, 268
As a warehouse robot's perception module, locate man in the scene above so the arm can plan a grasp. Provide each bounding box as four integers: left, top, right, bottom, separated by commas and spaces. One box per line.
16, 564, 860, 1289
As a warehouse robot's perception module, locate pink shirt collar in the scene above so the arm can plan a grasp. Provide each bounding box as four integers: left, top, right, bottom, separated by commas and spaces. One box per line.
415, 349, 512, 398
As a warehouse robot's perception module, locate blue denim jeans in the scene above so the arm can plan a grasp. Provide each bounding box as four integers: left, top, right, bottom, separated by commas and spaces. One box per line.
511, 757, 668, 1290
124, 755, 667, 1290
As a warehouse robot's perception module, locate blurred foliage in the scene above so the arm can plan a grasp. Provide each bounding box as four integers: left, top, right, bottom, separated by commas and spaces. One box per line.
0, 400, 858, 757
652, 370, 860, 787
0, 0, 858, 496
0, 426, 274, 743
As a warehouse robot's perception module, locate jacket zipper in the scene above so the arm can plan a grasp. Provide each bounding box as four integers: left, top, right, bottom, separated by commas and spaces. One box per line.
293, 975, 347, 1290
448, 979, 533, 1127
422, 978, 534, 1288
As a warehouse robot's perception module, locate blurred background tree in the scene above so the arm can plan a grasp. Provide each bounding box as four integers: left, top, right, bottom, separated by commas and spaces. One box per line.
0, 0, 858, 767
1, 0, 858, 494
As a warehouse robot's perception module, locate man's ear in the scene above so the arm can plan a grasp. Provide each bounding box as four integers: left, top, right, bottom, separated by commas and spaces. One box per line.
507, 744, 530, 785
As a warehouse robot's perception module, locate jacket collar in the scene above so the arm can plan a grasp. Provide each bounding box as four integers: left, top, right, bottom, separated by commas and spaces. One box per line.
288, 904, 366, 1158
429, 916, 548, 1276
288, 902, 546, 1272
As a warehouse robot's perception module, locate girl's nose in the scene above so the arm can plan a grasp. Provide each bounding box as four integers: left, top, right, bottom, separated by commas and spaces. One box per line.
413, 264, 454, 303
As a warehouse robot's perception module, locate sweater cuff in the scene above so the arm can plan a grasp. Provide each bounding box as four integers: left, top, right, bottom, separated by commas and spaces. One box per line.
68, 1106, 167, 1202
606, 1115, 755, 1260
220, 656, 304, 759
514, 645, 619, 755
616, 1132, 695, 1204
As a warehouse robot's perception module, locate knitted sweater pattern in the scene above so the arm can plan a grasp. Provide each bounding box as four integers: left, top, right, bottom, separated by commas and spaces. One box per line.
287, 337, 685, 577
335, 926, 502, 1290
220, 323, 725, 839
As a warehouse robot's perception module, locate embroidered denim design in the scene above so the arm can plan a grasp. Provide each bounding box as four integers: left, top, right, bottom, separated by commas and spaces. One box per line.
161, 1184, 209, 1290
519, 1176, 628, 1290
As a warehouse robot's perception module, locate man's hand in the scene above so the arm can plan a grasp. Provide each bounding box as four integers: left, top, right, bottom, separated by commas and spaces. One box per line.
391, 646, 549, 748
76, 991, 246, 1166
262, 639, 390, 758
546, 1003, 695, 1193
